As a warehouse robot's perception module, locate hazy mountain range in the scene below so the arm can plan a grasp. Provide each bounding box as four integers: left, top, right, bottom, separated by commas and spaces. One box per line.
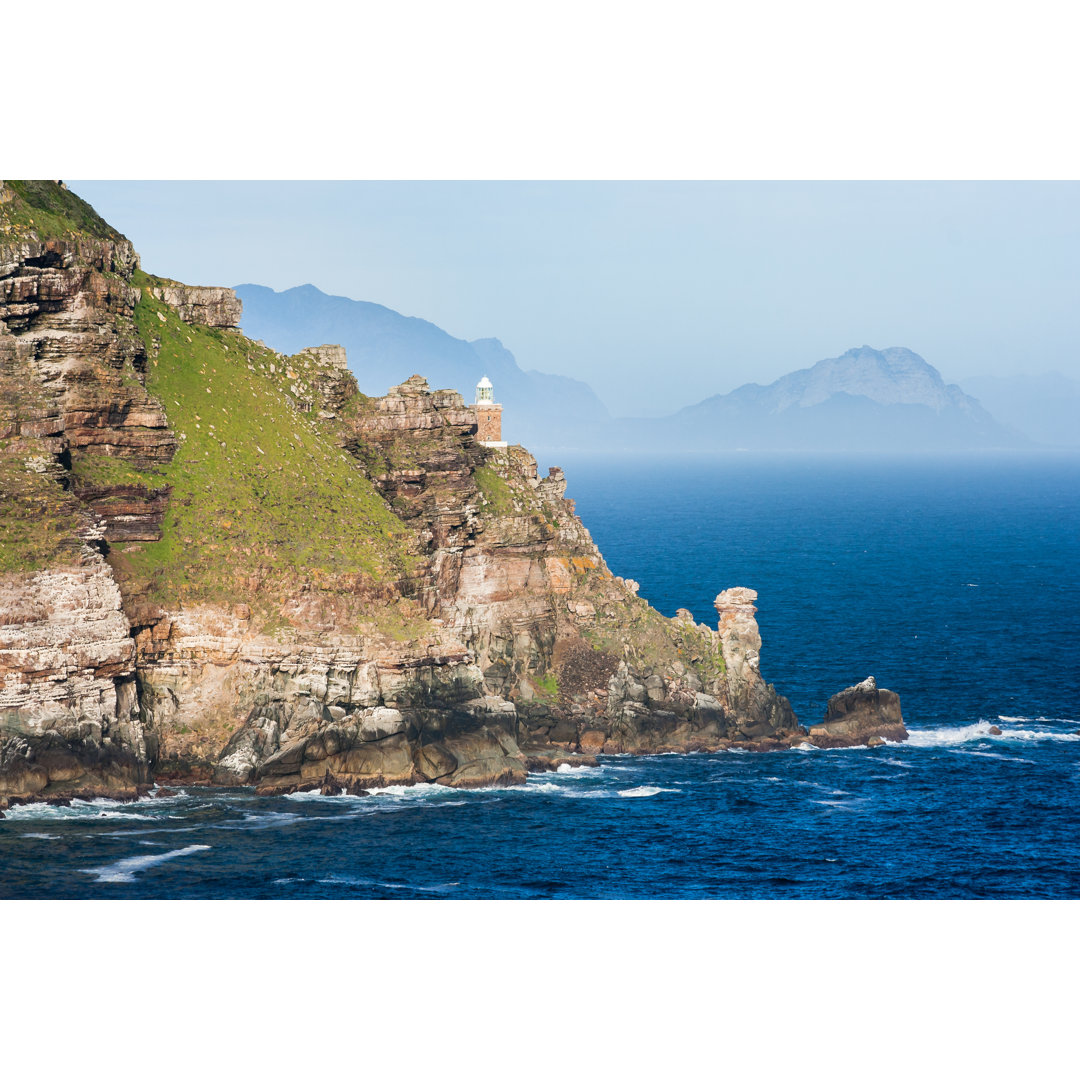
235, 284, 608, 448
237, 284, 1069, 453
634, 345, 1028, 452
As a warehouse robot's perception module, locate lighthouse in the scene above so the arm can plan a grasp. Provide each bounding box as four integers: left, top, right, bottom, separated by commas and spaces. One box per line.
475, 376, 506, 448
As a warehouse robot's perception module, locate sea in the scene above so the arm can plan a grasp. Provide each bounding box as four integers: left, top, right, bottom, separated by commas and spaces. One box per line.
3, 451, 1079, 900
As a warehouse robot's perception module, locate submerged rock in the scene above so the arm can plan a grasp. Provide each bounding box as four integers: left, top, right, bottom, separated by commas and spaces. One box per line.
807, 676, 907, 748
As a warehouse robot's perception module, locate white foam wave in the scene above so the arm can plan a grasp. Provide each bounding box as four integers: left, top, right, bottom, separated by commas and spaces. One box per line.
812, 799, 868, 811
998, 715, 1076, 726
555, 763, 598, 775
82, 844, 210, 883
315, 875, 460, 893
369, 783, 476, 798
19, 832, 61, 840
792, 742, 818, 752
950, 749, 1036, 764
522, 779, 605, 799
617, 786, 673, 798
904, 721, 1080, 748
211, 810, 302, 830
142, 787, 190, 802
284, 789, 370, 802
2, 800, 157, 821
525, 782, 563, 794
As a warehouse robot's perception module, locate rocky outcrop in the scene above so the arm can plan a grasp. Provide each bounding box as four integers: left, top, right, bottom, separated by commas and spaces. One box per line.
0, 234, 176, 467
133, 599, 520, 791
0, 181, 809, 804
338, 379, 801, 758
807, 676, 907, 748
0, 550, 151, 805
148, 284, 240, 328
295, 344, 351, 416
71, 483, 170, 543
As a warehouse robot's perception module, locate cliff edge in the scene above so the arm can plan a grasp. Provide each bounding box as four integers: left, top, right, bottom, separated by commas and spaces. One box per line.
0, 181, 803, 806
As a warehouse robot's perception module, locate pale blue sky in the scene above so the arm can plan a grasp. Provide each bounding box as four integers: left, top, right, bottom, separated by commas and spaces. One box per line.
72, 181, 1080, 416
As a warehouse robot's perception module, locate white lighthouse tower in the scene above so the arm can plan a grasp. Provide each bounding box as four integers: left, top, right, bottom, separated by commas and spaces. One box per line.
475, 376, 506, 448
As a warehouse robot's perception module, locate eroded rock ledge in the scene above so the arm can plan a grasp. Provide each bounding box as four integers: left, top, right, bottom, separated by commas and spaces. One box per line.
0, 181, 842, 807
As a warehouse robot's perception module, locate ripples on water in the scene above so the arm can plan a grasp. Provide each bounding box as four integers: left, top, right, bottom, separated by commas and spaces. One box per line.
2, 453, 1078, 899
3, 717, 1078, 899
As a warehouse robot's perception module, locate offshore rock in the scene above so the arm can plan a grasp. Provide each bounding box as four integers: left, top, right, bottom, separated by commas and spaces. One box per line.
807, 676, 907, 748
715, 588, 799, 740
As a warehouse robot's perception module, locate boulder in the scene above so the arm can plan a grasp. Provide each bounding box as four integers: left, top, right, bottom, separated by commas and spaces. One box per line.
807, 676, 907, 748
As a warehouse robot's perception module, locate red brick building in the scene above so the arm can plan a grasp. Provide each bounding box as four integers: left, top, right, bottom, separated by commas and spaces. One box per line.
475, 376, 506, 447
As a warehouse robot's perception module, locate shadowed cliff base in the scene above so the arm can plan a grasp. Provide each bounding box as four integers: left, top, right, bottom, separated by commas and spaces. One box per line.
1, 181, 905, 807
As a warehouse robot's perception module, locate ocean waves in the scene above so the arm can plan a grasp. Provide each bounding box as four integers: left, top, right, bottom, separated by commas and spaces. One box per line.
903, 718, 1079, 748
82, 844, 211, 884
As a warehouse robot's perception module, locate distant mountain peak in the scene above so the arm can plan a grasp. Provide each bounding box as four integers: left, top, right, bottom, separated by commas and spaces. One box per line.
667, 345, 1026, 451
766, 345, 957, 412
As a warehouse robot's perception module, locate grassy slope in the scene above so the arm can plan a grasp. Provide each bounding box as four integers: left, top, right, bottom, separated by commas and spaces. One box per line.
473, 465, 515, 516
0, 458, 87, 574
0, 180, 420, 605
0, 180, 124, 242
113, 276, 416, 609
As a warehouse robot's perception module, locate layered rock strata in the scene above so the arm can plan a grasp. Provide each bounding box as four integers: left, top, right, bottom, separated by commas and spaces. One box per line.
0, 550, 150, 800
1, 181, 807, 805
148, 284, 241, 328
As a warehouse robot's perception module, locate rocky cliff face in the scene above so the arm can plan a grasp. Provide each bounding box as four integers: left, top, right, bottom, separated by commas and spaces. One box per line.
1, 181, 804, 806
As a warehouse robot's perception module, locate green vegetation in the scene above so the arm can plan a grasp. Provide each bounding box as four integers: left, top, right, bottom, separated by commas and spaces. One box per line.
70, 452, 167, 490
0, 181, 125, 243
532, 671, 559, 699
117, 287, 417, 607
0, 455, 85, 574
366, 599, 433, 642
675, 622, 726, 679
473, 465, 515, 515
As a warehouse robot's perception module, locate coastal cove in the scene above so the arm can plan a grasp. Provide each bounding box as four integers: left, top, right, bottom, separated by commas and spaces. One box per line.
4, 451, 1078, 899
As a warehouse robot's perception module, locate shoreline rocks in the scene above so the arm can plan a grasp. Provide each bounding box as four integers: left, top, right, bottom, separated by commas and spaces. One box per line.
807, 676, 908, 748
1, 181, 837, 806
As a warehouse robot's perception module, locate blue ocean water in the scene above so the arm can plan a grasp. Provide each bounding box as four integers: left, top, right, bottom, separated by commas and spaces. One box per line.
2, 452, 1078, 899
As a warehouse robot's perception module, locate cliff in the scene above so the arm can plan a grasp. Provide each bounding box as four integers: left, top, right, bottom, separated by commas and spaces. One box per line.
1, 181, 805, 806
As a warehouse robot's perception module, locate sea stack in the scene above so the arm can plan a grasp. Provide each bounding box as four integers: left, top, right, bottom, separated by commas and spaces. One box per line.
807, 676, 908, 748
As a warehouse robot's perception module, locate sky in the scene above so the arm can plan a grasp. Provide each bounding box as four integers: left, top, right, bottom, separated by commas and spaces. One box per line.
70, 181, 1080, 417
